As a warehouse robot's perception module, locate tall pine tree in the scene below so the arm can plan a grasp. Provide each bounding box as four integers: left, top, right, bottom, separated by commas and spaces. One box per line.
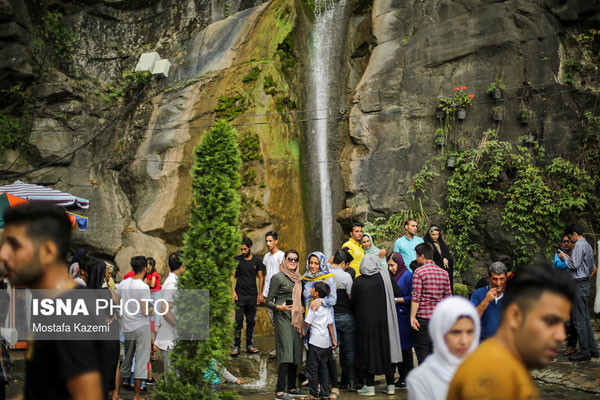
156, 119, 242, 399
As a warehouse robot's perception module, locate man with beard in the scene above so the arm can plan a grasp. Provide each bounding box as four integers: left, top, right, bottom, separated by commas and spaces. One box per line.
231, 236, 265, 356
0, 202, 107, 400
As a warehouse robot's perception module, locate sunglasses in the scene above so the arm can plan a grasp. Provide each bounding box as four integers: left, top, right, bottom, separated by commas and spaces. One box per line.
287, 257, 299, 263
562, 240, 571, 243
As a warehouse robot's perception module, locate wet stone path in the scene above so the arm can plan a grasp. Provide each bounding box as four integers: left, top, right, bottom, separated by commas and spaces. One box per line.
7, 331, 600, 399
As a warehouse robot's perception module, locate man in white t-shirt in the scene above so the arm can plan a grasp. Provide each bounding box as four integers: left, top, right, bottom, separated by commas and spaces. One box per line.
113, 256, 153, 400
259, 231, 284, 309
155, 250, 185, 376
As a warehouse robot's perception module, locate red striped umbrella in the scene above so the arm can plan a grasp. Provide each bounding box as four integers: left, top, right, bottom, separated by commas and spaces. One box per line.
0, 180, 89, 209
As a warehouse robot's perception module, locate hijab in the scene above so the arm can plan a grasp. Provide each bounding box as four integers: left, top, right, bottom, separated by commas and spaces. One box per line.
391, 252, 408, 282
426, 296, 481, 383
280, 252, 305, 336
359, 254, 402, 363
423, 226, 450, 256
362, 233, 387, 270
303, 251, 334, 281
86, 260, 107, 290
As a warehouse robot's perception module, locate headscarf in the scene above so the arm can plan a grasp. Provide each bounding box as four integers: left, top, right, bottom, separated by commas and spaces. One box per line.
362, 233, 387, 270
359, 254, 402, 363
86, 260, 107, 290
280, 252, 305, 336
303, 251, 334, 281
423, 226, 449, 256
391, 252, 408, 282
426, 296, 481, 383
71, 248, 87, 265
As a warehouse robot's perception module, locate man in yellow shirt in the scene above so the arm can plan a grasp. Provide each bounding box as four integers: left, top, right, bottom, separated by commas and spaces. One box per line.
342, 222, 364, 277
447, 264, 574, 400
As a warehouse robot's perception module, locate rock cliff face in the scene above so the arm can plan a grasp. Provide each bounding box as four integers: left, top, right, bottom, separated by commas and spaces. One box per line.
0, 0, 598, 286
339, 0, 600, 276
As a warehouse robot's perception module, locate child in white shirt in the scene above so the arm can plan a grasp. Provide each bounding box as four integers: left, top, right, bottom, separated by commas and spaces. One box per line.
305, 281, 337, 399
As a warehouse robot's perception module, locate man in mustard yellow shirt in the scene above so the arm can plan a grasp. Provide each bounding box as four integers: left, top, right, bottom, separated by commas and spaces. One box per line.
342, 222, 364, 278
448, 264, 574, 400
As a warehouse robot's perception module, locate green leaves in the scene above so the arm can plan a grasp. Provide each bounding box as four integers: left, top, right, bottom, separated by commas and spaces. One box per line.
156, 120, 242, 399
445, 138, 596, 270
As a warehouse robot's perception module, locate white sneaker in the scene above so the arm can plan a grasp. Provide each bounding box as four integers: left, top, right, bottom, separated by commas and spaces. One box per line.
357, 385, 375, 396
383, 385, 395, 395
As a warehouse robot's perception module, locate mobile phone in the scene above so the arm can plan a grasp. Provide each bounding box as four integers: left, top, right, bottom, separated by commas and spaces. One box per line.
285, 298, 293, 306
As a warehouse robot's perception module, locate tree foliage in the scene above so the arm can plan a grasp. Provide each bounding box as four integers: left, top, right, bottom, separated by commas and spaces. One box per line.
155, 120, 242, 399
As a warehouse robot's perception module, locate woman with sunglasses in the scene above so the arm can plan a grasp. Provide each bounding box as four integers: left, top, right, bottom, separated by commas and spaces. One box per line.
266, 250, 305, 400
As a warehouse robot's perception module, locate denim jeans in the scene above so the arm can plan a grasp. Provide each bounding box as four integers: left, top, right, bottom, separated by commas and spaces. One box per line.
572, 280, 598, 357
335, 313, 357, 384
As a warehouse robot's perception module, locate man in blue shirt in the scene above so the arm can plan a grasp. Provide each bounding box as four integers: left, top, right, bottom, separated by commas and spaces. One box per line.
393, 219, 424, 270
470, 262, 508, 341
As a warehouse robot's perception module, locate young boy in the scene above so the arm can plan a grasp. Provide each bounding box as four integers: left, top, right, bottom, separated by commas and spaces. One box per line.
305, 281, 337, 400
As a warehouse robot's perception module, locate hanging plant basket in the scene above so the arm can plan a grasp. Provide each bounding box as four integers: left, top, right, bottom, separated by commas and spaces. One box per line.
493, 88, 503, 100
435, 136, 445, 147
447, 156, 457, 169
493, 107, 503, 121
520, 114, 529, 124
457, 108, 467, 120
436, 107, 445, 119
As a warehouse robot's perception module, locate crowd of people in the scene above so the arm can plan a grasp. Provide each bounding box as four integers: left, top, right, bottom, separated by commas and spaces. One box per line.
230, 219, 598, 400
0, 201, 596, 400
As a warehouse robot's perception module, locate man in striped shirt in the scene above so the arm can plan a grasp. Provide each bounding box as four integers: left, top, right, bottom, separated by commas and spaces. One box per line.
410, 242, 452, 363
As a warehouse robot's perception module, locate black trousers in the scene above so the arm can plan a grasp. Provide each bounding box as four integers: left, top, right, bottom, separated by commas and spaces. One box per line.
327, 348, 338, 389
307, 344, 330, 398
276, 362, 297, 393
412, 317, 433, 364
233, 294, 257, 348
365, 373, 394, 386
396, 348, 414, 383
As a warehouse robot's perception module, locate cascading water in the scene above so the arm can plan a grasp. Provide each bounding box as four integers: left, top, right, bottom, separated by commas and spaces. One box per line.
309, 0, 349, 257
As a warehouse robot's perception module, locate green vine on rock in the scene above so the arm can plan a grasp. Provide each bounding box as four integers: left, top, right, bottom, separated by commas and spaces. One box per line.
33, 10, 78, 72
445, 137, 595, 270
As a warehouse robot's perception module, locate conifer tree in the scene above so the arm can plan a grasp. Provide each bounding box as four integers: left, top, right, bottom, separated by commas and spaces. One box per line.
155, 119, 241, 399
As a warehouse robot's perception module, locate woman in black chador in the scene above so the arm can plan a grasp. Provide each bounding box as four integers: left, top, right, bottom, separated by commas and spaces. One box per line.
423, 225, 455, 291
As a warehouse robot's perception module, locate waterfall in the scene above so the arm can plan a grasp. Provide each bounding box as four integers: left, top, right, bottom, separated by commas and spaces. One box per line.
309, 0, 348, 257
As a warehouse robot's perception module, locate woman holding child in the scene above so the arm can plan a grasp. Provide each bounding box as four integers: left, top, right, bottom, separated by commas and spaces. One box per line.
302, 252, 339, 398
266, 250, 305, 400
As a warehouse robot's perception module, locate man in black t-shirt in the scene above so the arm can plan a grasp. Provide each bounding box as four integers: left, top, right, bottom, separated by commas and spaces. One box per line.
0, 202, 113, 400
231, 236, 265, 356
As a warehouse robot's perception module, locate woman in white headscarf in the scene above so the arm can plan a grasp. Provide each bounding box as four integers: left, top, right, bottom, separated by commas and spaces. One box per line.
406, 296, 480, 400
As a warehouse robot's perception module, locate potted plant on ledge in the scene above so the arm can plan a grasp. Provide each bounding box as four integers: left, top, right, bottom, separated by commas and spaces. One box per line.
487, 74, 505, 100
520, 107, 530, 124
434, 127, 445, 147
453, 85, 474, 120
